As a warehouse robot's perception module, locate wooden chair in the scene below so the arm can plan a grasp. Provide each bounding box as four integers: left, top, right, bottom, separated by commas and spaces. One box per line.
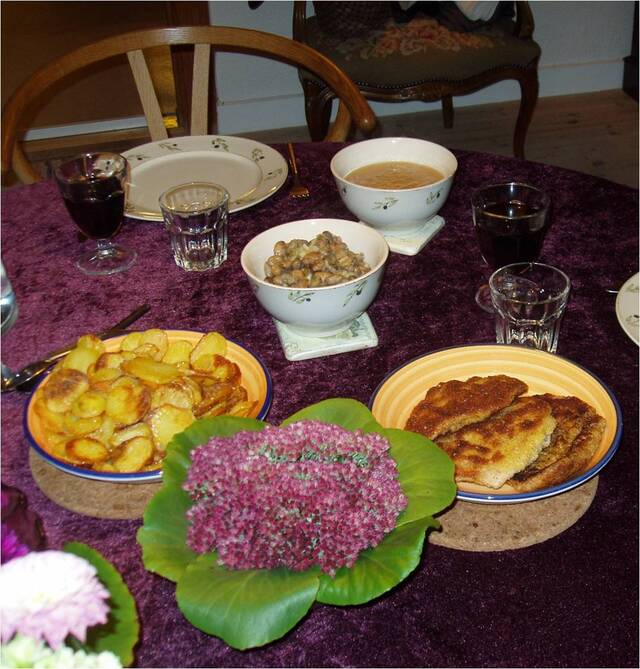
293, 1, 541, 158
2, 25, 377, 184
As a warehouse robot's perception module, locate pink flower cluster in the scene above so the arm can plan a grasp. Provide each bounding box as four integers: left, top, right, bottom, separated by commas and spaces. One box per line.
184, 420, 407, 575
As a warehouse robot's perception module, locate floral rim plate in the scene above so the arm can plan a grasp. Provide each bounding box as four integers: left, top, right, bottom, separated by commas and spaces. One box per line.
369, 344, 622, 504
615, 272, 639, 345
24, 331, 273, 484
122, 136, 288, 221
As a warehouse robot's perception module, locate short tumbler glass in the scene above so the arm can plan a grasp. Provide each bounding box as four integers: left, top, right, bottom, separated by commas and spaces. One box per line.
159, 182, 229, 271
489, 262, 570, 353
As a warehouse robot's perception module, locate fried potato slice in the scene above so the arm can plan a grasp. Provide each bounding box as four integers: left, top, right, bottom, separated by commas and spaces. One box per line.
76, 334, 105, 353
190, 332, 226, 369
95, 351, 130, 371
133, 343, 161, 360
42, 369, 90, 413
88, 367, 123, 390
66, 437, 109, 464
146, 404, 195, 451
121, 357, 180, 385
71, 390, 106, 418
228, 400, 256, 417
34, 399, 67, 432
112, 436, 154, 472
61, 346, 102, 375
119, 331, 144, 351
105, 381, 150, 426
110, 422, 152, 447
162, 339, 194, 366
88, 415, 115, 446
63, 413, 103, 436
140, 329, 168, 360
150, 382, 195, 410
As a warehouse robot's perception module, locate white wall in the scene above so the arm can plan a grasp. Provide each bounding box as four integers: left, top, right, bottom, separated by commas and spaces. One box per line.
211, 0, 636, 134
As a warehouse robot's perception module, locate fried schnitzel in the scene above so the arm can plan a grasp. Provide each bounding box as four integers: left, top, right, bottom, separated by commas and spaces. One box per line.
509, 394, 606, 492
437, 396, 556, 489
405, 374, 528, 440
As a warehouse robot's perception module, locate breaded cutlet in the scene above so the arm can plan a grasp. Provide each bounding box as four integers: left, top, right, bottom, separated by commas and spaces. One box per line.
405, 374, 528, 440
509, 394, 606, 492
436, 396, 556, 489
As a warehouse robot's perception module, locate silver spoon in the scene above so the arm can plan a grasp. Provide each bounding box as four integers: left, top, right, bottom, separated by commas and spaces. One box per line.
1, 304, 150, 393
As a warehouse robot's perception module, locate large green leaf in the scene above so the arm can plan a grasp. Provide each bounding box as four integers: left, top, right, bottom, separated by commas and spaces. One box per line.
382, 427, 456, 524
176, 553, 319, 650
138, 416, 267, 582
282, 397, 380, 431
137, 399, 456, 649
316, 518, 436, 606
63, 542, 139, 667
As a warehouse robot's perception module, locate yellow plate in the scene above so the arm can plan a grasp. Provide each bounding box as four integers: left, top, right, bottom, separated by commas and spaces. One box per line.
25, 330, 272, 483
369, 344, 621, 503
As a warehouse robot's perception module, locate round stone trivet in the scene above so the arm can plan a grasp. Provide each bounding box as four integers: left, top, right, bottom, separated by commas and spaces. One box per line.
429, 477, 598, 552
29, 449, 161, 520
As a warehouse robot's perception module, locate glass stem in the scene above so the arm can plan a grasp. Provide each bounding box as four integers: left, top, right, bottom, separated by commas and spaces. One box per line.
96, 238, 112, 255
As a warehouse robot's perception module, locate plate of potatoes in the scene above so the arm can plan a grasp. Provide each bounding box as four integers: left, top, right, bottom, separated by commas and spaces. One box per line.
25, 329, 272, 483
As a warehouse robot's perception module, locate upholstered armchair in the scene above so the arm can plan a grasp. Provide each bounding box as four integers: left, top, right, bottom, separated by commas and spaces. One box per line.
293, 1, 541, 158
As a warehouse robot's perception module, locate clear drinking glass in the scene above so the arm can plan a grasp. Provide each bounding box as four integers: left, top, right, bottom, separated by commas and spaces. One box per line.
489, 262, 570, 353
159, 182, 229, 271
1, 260, 18, 334
54, 153, 136, 276
472, 182, 551, 312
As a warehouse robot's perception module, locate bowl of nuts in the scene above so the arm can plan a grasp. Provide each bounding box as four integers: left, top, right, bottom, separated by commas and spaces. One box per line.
240, 218, 389, 337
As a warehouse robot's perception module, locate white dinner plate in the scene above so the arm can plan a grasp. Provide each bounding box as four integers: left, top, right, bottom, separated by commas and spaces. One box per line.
122, 136, 288, 221
615, 272, 639, 345
369, 344, 622, 504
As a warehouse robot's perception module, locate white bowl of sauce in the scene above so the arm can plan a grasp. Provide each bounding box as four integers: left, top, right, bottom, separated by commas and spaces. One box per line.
331, 137, 458, 234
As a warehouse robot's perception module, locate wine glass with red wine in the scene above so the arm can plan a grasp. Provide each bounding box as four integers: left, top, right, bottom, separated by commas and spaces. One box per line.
54, 153, 136, 276
471, 182, 551, 312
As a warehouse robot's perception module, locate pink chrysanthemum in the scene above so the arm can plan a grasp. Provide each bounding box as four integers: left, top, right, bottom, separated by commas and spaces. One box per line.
184, 420, 407, 575
0, 550, 110, 649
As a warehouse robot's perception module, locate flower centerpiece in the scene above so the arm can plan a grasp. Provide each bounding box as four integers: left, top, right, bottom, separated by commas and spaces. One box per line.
137, 398, 456, 649
0, 543, 139, 668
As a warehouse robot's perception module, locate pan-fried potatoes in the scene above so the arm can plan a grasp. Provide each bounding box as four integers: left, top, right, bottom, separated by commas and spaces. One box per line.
31, 329, 257, 474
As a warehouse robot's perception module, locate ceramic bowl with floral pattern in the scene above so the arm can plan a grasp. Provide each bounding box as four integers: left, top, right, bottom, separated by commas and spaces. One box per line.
240, 218, 388, 337
331, 137, 457, 233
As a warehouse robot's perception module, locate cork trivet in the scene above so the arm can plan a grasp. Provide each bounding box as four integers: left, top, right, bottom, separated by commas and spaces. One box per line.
29, 449, 161, 520
429, 477, 598, 552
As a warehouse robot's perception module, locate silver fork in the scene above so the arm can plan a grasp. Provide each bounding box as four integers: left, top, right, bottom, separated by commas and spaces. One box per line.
287, 143, 310, 198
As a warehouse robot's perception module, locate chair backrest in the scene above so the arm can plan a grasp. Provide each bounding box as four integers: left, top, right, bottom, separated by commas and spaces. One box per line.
2, 25, 377, 184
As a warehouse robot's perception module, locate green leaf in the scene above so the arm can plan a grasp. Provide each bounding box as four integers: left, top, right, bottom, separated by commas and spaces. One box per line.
63, 542, 139, 667
382, 427, 457, 524
176, 553, 319, 650
138, 416, 267, 582
316, 518, 436, 606
136, 402, 457, 649
281, 398, 379, 431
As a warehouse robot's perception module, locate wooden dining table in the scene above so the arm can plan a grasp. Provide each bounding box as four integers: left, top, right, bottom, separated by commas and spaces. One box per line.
1, 142, 638, 668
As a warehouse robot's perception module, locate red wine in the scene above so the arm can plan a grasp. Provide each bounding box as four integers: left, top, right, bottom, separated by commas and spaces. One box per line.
474, 199, 550, 269
62, 177, 124, 239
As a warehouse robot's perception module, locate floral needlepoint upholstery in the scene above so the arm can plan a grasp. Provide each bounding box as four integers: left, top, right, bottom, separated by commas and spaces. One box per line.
308, 16, 539, 86
293, 1, 541, 158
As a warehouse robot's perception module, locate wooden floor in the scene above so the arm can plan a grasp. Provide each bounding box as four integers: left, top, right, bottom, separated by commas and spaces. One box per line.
8, 89, 639, 190
246, 89, 639, 189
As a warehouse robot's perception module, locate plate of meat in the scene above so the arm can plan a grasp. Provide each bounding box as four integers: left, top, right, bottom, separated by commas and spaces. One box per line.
369, 344, 622, 503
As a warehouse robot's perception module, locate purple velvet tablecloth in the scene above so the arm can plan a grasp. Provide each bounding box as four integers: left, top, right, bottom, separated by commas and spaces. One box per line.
1, 143, 638, 667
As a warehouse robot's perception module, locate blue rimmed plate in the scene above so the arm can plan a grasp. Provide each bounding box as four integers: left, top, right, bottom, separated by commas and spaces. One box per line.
369, 344, 622, 504
25, 331, 272, 484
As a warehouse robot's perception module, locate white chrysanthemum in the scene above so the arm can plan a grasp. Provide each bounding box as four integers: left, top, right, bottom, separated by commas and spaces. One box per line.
0, 633, 51, 667
0, 634, 122, 669
0, 551, 110, 649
